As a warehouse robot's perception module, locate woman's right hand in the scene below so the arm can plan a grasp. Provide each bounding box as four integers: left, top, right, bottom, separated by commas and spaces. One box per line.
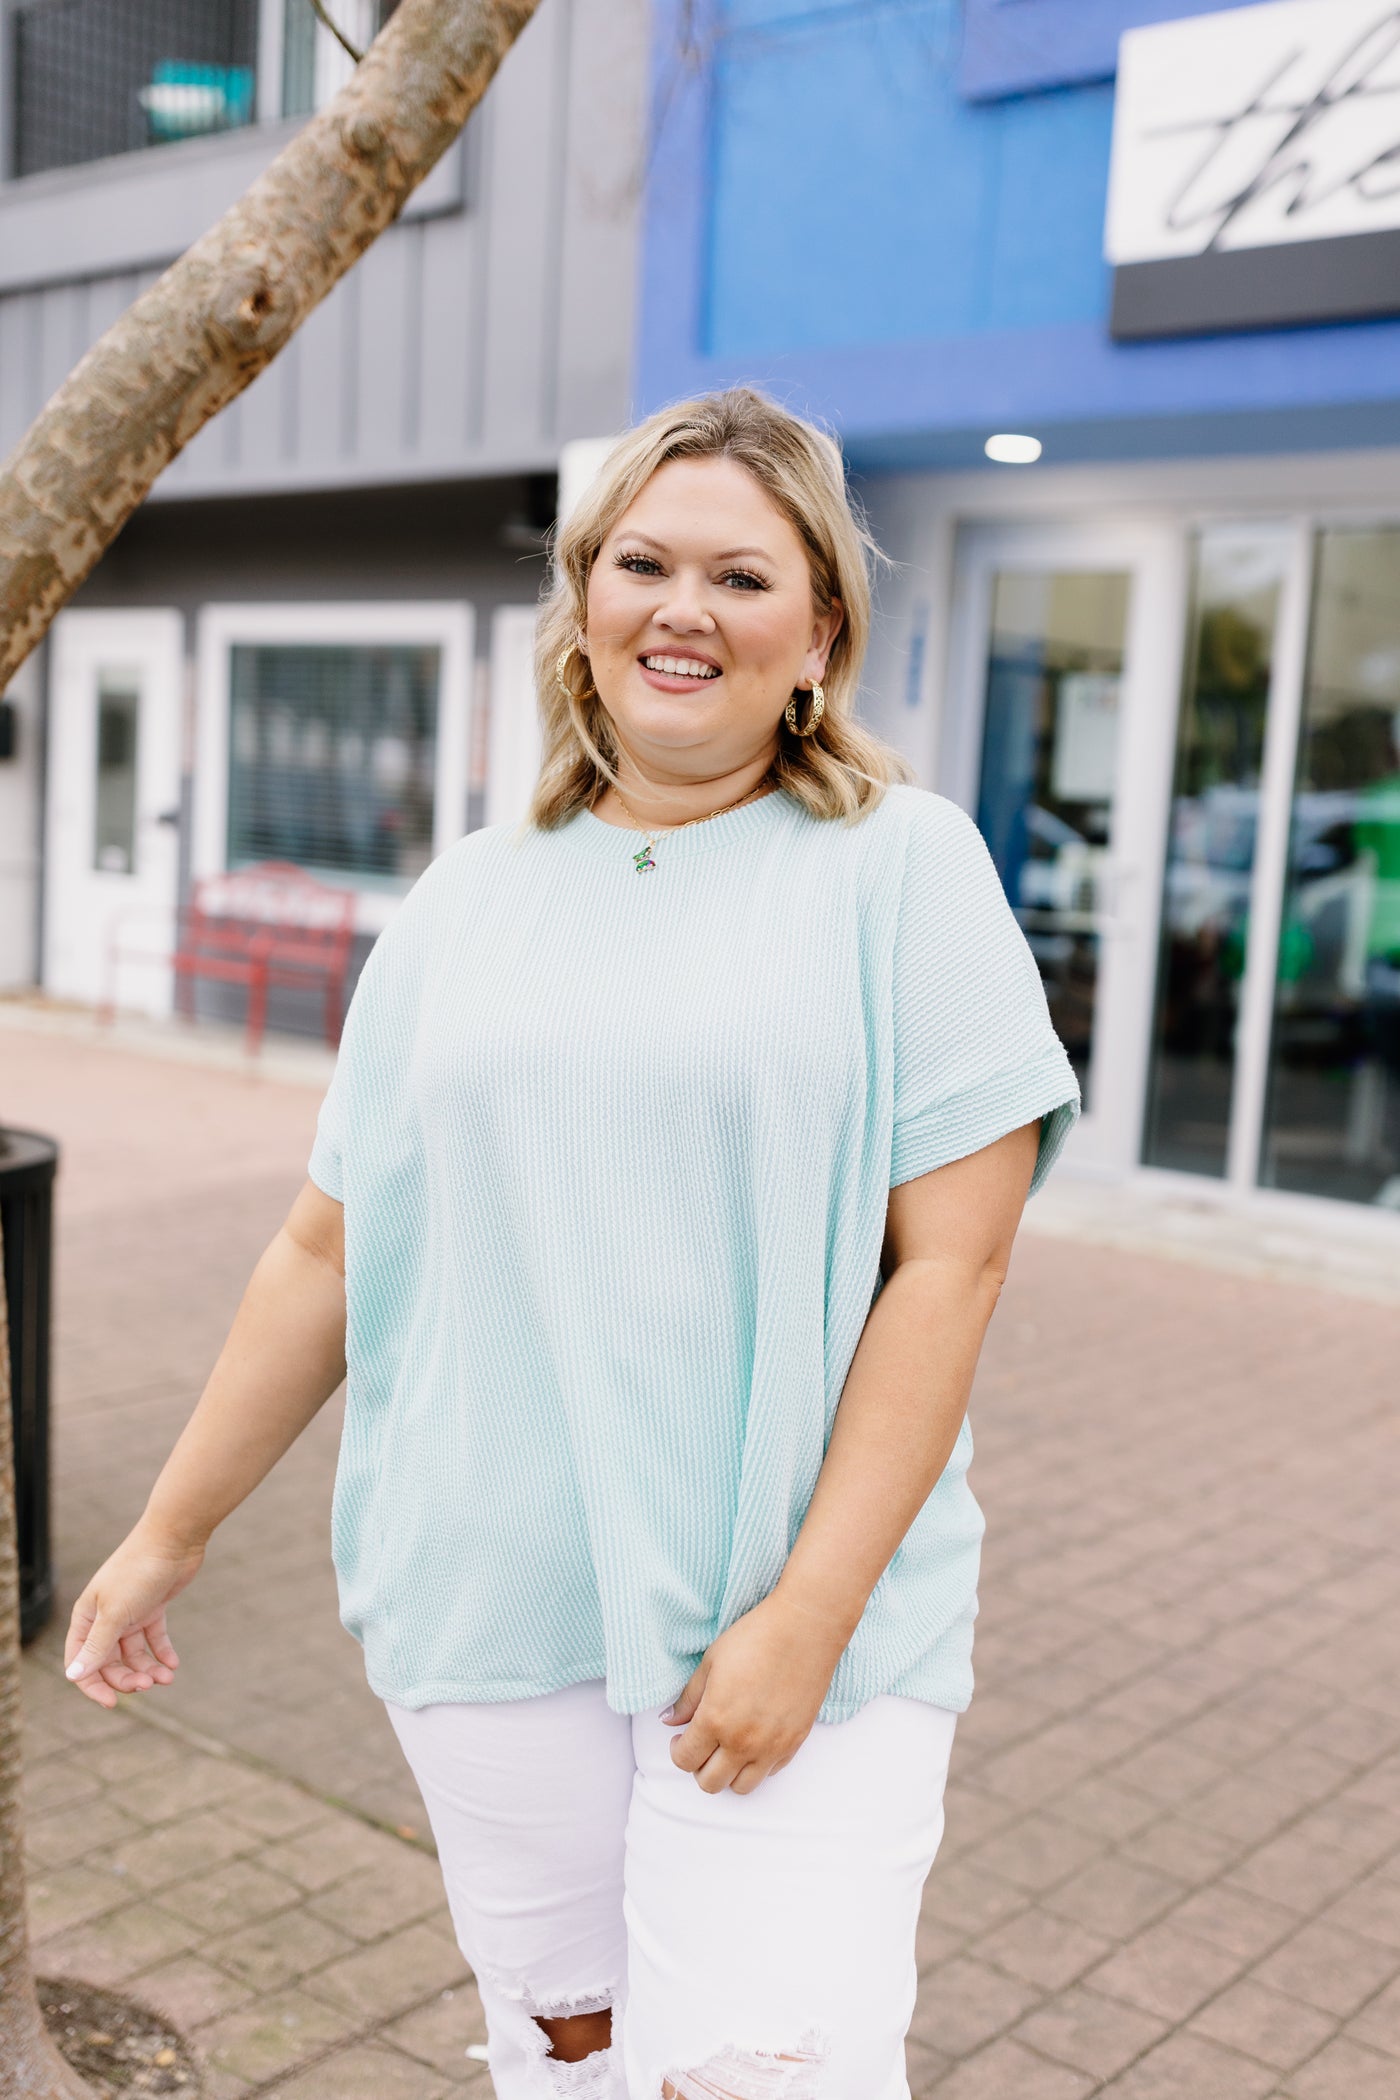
63, 1522, 206, 1709
59, 1185, 347, 1711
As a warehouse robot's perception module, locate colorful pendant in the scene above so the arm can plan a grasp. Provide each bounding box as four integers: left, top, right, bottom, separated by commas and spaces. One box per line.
633, 839, 657, 872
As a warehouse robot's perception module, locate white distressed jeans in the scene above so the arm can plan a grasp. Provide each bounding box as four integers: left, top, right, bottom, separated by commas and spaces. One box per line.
384, 1679, 958, 2100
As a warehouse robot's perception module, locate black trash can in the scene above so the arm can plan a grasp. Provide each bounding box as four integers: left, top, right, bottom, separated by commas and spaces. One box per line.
0, 1127, 59, 1644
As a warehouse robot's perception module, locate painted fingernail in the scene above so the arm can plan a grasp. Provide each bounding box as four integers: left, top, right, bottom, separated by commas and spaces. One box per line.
65, 1655, 87, 1680
659, 1704, 675, 1722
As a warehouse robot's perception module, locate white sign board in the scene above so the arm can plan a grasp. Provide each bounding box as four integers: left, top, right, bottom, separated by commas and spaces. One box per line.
1107, 0, 1400, 263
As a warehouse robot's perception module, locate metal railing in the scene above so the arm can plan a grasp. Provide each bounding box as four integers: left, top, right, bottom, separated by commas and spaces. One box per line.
11, 0, 260, 179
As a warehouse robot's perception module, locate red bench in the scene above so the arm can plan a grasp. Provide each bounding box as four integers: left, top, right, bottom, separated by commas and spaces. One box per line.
104, 862, 357, 1055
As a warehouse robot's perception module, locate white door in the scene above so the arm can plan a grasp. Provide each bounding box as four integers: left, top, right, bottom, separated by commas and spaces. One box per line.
944, 521, 1187, 1175
45, 609, 184, 1015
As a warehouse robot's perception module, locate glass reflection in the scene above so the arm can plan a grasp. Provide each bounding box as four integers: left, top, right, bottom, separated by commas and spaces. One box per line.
975, 570, 1130, 1111
1262, 529, 1400, 1206
1143, 531, 1285, 1175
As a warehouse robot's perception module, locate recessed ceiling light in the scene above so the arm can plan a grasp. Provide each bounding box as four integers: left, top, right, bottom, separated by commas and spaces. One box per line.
985, 433, 1043, 465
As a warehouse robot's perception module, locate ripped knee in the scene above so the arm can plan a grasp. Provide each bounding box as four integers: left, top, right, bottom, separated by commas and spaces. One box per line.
481, 1971, 620, 2093
662, 2032, 828, 2099
536, 2005, 613, 2063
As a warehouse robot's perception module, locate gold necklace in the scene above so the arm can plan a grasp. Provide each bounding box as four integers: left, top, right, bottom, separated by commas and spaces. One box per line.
608, 780, 773, 872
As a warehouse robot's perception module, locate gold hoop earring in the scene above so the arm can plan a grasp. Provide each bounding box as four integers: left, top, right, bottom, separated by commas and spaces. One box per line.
556, 644, 577, 700
784, 682, 825, 737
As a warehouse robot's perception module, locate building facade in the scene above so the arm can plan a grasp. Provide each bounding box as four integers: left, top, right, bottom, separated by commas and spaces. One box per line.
640, 0, 1400, 1223
0, 0, 647, 1017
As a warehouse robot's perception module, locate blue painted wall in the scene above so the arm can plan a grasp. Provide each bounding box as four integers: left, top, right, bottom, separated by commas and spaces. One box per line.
638, 0, 1400, 468
959, 0, 1251, 101
708, 4, 1115, 353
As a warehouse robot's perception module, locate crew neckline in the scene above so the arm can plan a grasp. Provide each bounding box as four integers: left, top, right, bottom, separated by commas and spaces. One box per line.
566, 786, 793, 861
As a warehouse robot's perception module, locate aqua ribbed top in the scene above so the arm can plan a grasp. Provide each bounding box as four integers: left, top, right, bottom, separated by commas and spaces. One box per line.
308, 783, 1079, 1719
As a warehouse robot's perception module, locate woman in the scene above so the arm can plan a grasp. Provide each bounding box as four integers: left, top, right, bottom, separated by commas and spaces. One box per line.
64, 388, 1079, 2099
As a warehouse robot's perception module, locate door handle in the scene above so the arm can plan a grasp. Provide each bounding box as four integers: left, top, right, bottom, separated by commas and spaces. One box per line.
153, 808, 181, 827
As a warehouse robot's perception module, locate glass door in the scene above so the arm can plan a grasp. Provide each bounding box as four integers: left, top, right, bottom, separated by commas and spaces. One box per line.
1142, 527, 1294, 1179
945, 522, 1186, 1175
1260, 527, 1400, 1209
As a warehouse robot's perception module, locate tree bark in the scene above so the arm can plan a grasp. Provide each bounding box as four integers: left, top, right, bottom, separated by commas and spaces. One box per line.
0, 0, 543, 689
0, 1219, 95, 2097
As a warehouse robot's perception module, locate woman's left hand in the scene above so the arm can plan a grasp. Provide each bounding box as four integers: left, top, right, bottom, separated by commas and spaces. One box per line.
662, 1588, 849, 1794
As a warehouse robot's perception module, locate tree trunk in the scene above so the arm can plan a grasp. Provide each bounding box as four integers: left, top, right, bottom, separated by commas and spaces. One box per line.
0, 1219, 95, 2097
0, 0, 543, 689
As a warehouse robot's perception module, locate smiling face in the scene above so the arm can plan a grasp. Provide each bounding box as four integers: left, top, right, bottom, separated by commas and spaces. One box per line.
581, 455, 843, 786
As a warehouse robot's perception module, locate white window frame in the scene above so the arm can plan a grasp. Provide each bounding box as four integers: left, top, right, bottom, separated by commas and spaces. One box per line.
194, 601, 475, 936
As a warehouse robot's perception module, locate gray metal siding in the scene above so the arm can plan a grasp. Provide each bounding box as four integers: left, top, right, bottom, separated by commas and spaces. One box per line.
0, 0, 646, 495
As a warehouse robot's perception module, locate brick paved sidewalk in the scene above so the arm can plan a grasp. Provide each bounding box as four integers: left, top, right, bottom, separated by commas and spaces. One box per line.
20, 1670, 485, 2098
7, 1014, 1400, 2099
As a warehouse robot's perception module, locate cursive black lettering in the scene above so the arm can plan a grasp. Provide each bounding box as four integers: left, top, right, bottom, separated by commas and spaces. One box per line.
1143, 6, 1400, 250
1353, 137, 1400, 202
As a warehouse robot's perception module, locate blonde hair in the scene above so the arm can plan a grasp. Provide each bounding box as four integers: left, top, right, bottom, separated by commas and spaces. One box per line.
528, 387, 914, 828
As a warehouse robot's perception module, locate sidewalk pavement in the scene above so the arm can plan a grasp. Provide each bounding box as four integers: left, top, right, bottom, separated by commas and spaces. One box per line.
5, 1006, 1400, 2100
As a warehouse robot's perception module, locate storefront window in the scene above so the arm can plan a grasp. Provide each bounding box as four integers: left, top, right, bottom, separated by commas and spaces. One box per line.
976, 570, 1129, 1111
1261, 529, 1400, 1208
1142, 531, 1285, 1176
11, 0, 259, 178
228, 644, 439, 887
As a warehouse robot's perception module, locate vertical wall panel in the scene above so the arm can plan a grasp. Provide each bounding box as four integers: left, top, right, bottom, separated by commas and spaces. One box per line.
0, 296, 32, 455
399, 219, 425, 457
177, 403, 229, 486
555, 0, 647, 441
290, 272, 348, 474
66, 279, 90, 369
339, 266, 362, 459
418, 211, 475, 463
353, 226, 414, 469
35, 283, 79, 409
219, 393, 243, 472
83, 271, 140, 347
234, 328, 288, 475
477, 0, 566, 455
279, 330, 302, 464
463, 98, 494, 452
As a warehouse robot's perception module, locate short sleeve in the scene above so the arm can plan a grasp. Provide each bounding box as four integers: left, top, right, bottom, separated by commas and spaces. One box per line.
890, 797, 1081, 1197
301, 841, 457, 1207
307, 945, 385, 1206
308, 1054, 347, 1202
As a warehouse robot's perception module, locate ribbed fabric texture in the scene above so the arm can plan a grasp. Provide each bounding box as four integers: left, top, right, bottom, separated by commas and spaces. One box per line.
308, 782, 1080, 1720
